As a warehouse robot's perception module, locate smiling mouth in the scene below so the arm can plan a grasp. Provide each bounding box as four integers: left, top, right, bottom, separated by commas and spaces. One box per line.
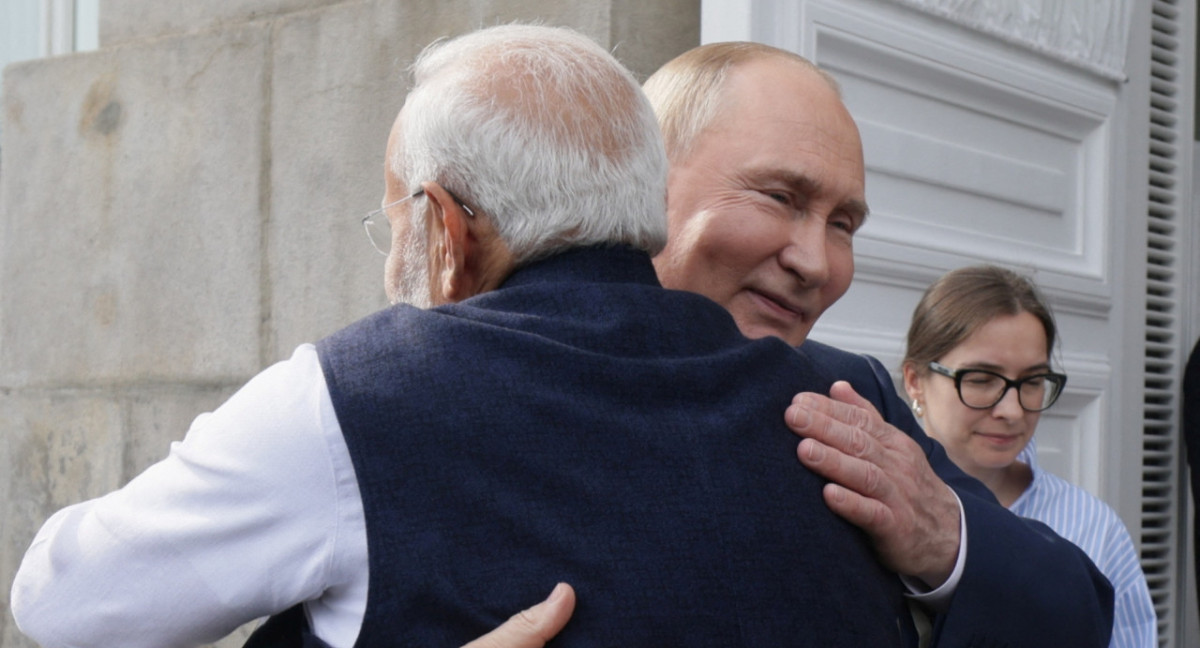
749, 289, 805, 321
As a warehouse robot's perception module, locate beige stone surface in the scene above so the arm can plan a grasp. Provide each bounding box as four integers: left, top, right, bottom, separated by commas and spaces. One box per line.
100, 0, 349, 46
264, 0, 407, 357
1, 391, 124, 648
611, 0, 701, 80
1, 26, 269, 387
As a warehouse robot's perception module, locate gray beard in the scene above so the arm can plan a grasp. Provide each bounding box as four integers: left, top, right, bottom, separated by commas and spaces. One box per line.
389, 230, 432, 309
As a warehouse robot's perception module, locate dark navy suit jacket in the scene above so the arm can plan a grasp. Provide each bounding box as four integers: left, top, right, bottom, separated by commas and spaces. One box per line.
801, 339, 1115, 646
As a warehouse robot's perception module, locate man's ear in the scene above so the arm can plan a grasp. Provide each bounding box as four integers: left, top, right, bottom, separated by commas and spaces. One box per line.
422, 182, 515, 304
420, 182, 474, 303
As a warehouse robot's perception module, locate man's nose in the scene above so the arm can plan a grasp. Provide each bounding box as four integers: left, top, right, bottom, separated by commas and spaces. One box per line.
778, 219, 831, 288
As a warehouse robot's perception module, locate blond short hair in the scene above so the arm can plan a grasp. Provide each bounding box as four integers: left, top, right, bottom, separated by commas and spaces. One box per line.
642, 42, 840, 163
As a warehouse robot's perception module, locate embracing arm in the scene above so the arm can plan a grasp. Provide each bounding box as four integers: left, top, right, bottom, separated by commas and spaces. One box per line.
938, 488, 1114, 646
787, 348, 1113, 646
788, 383, 962, 588
10, 345, 356, 648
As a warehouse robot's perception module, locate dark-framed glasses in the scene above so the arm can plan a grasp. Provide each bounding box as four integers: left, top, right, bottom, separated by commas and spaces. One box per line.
928, 361, 1067, 412
360, 188, 476, 255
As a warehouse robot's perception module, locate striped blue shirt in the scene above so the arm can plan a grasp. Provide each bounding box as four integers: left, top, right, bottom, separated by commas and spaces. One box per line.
1011, 443, 1158, 647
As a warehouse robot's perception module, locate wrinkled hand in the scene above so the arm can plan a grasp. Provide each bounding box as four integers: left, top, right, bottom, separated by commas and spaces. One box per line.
786, 381, 960, 588
461, 583, 576, 648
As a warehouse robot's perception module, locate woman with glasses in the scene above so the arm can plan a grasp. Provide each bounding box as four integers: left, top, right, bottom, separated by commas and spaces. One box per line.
901, 265, 1155, 648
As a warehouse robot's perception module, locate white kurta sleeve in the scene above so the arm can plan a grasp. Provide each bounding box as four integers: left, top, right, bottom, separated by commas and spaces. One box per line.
10, 343, 363, 648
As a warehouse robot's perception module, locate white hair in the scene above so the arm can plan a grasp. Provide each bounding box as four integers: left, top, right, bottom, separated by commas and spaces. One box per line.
394, 24, 668, 264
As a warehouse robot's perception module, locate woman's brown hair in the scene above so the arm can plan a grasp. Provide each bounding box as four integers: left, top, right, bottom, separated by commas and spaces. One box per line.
902, 265, 1057, 376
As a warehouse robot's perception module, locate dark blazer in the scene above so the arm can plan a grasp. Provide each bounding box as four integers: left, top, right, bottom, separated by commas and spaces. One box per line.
249, 247, 914, 647
801, 339, 1115, 647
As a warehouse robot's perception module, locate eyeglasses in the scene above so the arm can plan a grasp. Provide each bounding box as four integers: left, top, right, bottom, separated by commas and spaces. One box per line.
361, 188, 476, 255
928, 361, 1067, 412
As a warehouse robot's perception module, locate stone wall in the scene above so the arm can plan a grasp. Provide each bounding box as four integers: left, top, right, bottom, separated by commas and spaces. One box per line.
0, 2, 699, 646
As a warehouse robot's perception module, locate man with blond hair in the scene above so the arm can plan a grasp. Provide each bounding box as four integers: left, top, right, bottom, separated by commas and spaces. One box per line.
474, 40, 1115, 648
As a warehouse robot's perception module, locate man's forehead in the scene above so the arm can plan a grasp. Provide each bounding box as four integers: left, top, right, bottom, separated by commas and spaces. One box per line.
722, 57, 839, 108
717, 61, 864, 178
712, 60, 858, 142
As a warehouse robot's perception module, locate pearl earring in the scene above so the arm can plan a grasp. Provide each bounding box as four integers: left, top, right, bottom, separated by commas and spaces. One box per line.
911, 399, 924, 418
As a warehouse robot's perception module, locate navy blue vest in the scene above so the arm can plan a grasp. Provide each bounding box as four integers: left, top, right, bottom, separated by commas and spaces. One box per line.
246, 247, 914, 647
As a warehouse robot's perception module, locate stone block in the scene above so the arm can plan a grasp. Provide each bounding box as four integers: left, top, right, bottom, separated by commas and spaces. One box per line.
1, 390, 124, 648
611, 0, 700, 80
264, 0, 403, 357
418, 0, 611, 44
100, 0, 348, 47
419, 0, 698, 78
1, 25, 269, 387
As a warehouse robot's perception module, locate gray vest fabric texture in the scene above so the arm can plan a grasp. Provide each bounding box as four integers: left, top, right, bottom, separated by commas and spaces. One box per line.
246, 246, 915, 647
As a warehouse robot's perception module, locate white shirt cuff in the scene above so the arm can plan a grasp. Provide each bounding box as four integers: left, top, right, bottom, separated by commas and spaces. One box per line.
899, 488, 966, 612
